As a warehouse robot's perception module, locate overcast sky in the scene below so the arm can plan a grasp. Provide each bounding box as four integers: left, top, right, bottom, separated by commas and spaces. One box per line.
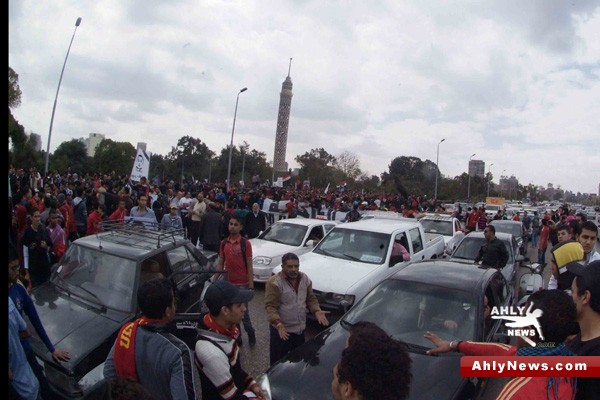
8, 0, 600, 194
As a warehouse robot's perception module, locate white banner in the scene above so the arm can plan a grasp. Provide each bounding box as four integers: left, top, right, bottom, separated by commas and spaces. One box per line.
130, 148, 150, 182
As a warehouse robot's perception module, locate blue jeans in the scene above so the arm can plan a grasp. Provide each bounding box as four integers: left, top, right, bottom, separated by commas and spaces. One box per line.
235, 284, 255, 335
538, 247, 547, 266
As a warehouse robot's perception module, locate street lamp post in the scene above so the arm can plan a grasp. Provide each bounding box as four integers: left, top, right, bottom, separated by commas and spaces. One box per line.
226, 87, 247, 193
500, 169, 506, 198
434, 138, 446, 202
467, 153, 476, 201
44, 17, 82, 176
487, 163, 494, 197
241, 149, 246, 187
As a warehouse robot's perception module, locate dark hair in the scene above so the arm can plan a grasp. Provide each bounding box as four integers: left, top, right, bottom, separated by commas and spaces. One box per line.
109, 376, 156, 400
555, 222, 571, 234
281, 252, 299, 265
486, 225, 496, 234
526, 289, 577, 343
337, 323, 412, 400
575, 212, 587, 222
137, 278, 173, 319
575, 276, 600, 313
580, 221, 598, 236
568, 220, 581, 236
229, 215, 243, 224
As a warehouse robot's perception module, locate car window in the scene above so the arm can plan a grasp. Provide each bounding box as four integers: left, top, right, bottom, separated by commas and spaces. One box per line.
166, 245, 207, 284
343, 279, 475, 346
260, 223, 308, 246
314, 228, 391, 264
420, 219, 453, 236
409, 228, 424, 253
324, 224, 336, 233
54, 245, 137, 312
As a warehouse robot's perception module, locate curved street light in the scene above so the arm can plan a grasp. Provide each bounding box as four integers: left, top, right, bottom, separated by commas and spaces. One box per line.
44, 17, 82, 176
434, 138, 446, 202
467, 153, 476, 201
501, 169, 507, 198
226, 87, 247, 193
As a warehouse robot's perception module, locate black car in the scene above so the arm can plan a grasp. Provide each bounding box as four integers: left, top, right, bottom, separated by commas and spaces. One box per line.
258, 260, 512, 400
28, 224, 216, 399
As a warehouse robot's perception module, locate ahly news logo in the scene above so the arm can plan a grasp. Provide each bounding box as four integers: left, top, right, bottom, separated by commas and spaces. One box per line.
490, 302, 543, 347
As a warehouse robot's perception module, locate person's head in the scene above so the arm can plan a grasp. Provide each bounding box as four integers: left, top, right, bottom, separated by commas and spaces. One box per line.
518, 289, 577, 346
577, 221, 598, 255
575, 212, 587, 225
203, 280, 254, 326
30, 209, 42, 226
118, 199, 126, 209
523, 211, 528, 218
483, 225, 496, 241
281, 253, 300, 279
138, 195, 148, 209
569, 261, 600, 318
555, 223, 573, 243
252, 203, 260, 213
228, 215, 243, 235
197, 192, 204, 201
169, 205, 178, 215
483, 294, 491, 320
549, 240, 584, 289
97, 204, 106, 216
8, 245, 20, 285
48, 209, 60, 227
136, 278, 175, 320
332, 323, 412, 400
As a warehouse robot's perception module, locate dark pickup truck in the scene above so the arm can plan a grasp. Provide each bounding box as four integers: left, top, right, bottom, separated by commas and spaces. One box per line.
28, 223, 217, 399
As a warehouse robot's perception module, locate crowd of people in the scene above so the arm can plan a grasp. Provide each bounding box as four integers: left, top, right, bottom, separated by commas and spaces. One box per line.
8, 165, 600, 399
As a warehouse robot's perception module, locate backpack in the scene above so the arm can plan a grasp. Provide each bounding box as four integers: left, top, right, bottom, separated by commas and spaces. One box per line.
220, 237, 248, 270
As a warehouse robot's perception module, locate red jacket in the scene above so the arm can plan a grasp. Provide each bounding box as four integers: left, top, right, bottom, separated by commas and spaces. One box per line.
457, 342, 574, 400
59, 202, 76, 234
86, 211, 104, 236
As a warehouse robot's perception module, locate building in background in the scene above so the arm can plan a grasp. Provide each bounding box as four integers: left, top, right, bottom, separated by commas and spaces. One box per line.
273, 58, 294, 180
85, 132, 105, 157
469, 159, 485, 179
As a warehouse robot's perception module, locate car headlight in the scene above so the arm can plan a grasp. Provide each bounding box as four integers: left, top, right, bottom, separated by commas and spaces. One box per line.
331, 293, 355, 306
253, 256, 272, 266
45, 361, 106, 397
257, 373, 272, 400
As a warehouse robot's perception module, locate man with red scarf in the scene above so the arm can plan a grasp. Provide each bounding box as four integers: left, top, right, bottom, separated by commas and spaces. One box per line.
104, 278, 197, 400
195, 280, 265, 399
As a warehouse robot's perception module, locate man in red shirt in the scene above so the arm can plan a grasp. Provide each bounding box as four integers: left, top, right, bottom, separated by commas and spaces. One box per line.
86, 205, 106, 236
214, 215, 256, 346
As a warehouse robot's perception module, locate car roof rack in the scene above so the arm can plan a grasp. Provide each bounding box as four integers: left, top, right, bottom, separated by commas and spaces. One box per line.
97, 219, 186, 250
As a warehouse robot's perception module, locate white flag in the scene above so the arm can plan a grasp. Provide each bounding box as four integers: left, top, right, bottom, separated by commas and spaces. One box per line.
130, 148, 150, 182
324, 182, 330, 194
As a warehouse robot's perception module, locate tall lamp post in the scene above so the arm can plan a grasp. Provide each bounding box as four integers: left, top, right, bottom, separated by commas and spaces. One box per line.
44, 17, 82, 176
434, 138, 446, 202
467, 153, 476, 201
486, 163, 494, 197
226, 87, 247, 193
500, 169, 506, 198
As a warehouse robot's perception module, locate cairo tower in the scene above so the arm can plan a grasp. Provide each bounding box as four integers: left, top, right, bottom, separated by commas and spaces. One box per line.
273, 59, 293, 178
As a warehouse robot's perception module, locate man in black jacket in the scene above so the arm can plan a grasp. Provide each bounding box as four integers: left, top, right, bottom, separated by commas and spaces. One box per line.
474, 225, 509, 269
244, 203, 267, 239
199, 202, 223, 252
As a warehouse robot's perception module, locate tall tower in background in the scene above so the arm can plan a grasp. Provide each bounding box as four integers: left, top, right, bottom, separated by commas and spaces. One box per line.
273, 58, 293, 180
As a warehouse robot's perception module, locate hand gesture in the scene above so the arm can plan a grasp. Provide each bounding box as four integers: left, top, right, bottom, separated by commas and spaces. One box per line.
315, 310, 330, 327
276, 323, 289, 340
423, 331, 452, 355
52, 349, 71, 363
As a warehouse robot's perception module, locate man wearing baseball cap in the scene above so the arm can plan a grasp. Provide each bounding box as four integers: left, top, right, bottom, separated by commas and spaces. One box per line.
194, 280, 265, 399
567, 260, 600, 400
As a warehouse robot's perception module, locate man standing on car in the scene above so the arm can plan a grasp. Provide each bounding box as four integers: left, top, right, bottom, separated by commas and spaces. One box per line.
474, 225, 509, 269
244, 202, 267, 239
104, 278, 198, 400
214, 215, 257, 346
265, 253, 330, 365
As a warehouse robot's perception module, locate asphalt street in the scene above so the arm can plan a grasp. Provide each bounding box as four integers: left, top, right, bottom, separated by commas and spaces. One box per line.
232, 237, 599, 399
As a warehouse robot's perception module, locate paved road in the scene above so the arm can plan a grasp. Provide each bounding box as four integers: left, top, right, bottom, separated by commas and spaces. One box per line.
233, 238, 599, 399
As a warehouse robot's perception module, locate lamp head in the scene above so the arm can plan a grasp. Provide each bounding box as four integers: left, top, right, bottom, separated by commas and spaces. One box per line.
240, 87, 248, 93
76, 17, 82, 26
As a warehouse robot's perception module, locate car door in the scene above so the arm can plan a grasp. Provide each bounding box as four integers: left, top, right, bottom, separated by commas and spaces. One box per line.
483, 272, 510, 342
165, 244, 212, 314
408, 227, 425, 261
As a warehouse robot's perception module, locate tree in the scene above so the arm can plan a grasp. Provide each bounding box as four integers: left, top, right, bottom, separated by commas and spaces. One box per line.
334, 151, 362, 181
9, 67, 22, 109
166, 135, 215, 183
381, 156, 437, 198
93, 139, 136, 175
295, 148, 337, 187
50, 139, 89, 174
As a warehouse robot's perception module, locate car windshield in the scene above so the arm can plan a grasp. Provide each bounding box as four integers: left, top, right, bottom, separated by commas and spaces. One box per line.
492, 223, 522, 238
53, 245, 137, 312
259, 223, 308, 247
343, 279, 475, 347
313, 228, 390, 264
451, 237, 514, 264
420, 219, 453, 236
485, 205, 500, 212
